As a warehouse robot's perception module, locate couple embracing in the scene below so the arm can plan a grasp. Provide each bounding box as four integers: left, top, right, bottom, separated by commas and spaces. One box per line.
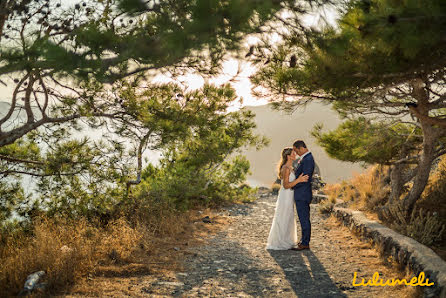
266, 140, 315, 251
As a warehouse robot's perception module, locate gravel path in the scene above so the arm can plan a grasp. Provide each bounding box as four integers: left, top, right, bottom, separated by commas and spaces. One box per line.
140, 194, 417, 297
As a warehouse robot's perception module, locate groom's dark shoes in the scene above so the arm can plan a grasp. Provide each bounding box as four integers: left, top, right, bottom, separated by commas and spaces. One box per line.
297, 243, 310, 250
290, 243, 310, 251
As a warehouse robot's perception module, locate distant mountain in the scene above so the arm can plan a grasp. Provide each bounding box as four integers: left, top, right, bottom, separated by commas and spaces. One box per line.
240, 102, 365, 187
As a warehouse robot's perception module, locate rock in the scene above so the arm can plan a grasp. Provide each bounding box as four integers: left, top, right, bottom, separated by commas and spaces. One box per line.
18, 271, 46, 296
60, 245, 72, 253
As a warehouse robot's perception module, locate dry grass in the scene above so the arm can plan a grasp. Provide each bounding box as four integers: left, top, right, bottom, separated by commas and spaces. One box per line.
0, 216, 141, 295
0, 205, 232, 296
66, 208, 231, 297
271, 183, 281, 195
324, 166, 390, 212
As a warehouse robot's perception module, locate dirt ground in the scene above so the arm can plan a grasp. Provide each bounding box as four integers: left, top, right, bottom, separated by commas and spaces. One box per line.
63, 194, 421, 297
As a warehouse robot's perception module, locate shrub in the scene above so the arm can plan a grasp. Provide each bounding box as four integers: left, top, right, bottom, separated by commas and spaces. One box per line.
318, 199, 334, 214
129, 181, 190, 235
419, 156, 446, 218
138, 153, 255, 211
271, 183, 281, 195
323, 165, 389, 211
324, 158, 446, 248
386, 203, 445, 246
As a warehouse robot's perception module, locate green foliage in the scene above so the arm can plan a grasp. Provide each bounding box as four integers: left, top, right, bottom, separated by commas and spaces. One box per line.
0, 0, 328, 238
135, 105, 268, 210
311, 118, 419, 164
0, 81, 267, 226
0, 0, 285, 81
253, 0, 446, 96
139, 155, 254, 211
252, 0, 446, 216
0, 181, 27, 226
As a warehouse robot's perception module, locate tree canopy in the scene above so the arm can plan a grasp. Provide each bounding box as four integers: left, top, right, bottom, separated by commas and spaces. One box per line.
2, 0, 315, 225
251, 0, 446, 215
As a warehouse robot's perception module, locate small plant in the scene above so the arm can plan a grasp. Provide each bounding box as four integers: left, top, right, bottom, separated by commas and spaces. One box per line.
318, 199, 334, 214
271, 183, 281, 195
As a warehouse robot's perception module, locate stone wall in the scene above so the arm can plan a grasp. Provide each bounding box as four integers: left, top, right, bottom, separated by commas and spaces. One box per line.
333, 207, 446, 298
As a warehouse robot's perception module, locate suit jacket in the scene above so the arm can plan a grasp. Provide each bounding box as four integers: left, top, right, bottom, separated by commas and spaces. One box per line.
293, 152, 315, 202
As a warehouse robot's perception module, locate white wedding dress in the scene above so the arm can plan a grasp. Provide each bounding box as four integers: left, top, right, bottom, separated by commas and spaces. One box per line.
266, 170, 298, 250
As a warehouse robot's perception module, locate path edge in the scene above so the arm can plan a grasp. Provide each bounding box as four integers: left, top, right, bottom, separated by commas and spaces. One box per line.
332, 206, 446, 298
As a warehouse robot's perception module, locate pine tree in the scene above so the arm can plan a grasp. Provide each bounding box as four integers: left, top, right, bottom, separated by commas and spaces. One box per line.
252, 0, 446, 216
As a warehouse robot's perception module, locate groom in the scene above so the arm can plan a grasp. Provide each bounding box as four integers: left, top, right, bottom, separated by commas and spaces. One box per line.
291, 140, 315, 251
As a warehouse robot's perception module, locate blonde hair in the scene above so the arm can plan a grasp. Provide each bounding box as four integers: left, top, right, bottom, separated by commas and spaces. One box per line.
278, 147, 293, 179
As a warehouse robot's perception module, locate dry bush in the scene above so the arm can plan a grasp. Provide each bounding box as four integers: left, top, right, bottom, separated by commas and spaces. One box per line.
401, 155, 446, 247
0, 185, 225, 296
271, 183, 281, 195
128, 194, 189, 237
96, 217, 142, 263
386, 203, 445, 246
323, 166, 390, 211
323, 182, 343, 202
404, 209, 444, 246
0, 216, 141, 295
318, 199, 334, 214
419, 156, 446, 221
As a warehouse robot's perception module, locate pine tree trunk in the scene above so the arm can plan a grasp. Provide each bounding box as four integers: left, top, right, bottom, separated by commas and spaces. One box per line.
389, 164, 404, 204
401, 120, 436, 214
387, 142, 415, 206
401, 79, 437, 214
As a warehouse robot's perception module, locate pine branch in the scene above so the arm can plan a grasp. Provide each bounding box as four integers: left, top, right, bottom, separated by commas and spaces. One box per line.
0, 154, 44, 165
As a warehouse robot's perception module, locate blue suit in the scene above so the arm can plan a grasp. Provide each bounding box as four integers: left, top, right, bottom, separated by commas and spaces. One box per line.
293, 152, 315, 246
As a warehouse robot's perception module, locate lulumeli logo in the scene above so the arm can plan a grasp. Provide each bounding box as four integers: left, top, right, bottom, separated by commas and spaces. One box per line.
352, 271, 434, 287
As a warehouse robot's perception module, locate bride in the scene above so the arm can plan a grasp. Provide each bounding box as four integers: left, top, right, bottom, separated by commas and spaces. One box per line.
266, 147, 309, 250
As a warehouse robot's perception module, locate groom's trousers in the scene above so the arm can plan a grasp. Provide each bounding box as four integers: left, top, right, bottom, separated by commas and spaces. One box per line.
295, 200, 311, 246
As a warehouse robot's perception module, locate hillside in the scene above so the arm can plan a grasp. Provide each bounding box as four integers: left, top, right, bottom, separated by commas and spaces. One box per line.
240, 102, 365, 187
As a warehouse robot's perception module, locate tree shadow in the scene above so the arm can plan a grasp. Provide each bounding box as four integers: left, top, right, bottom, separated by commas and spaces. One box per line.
268, 249, 347, 297
171, 234, 278, 296
156, 197, 347, 297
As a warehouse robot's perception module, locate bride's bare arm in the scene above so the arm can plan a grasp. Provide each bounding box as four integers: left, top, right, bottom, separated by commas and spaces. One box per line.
283, 167, 309, 189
